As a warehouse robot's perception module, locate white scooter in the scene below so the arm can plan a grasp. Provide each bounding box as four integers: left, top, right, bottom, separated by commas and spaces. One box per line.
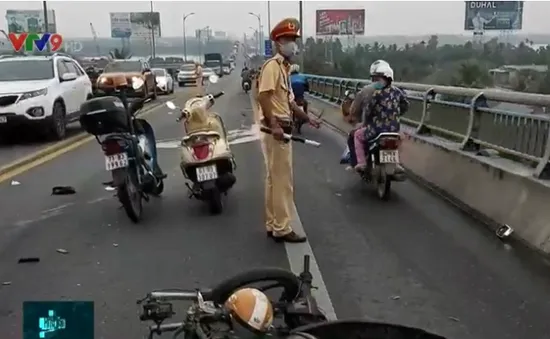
165, 75, 236, 214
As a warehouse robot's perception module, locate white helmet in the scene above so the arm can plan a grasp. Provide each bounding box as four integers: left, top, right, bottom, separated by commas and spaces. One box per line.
289, 64, 300, 73
370, 60, 393, 80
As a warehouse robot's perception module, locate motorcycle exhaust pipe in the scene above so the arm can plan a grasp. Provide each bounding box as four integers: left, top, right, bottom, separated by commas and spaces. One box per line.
260, 126, 321, 147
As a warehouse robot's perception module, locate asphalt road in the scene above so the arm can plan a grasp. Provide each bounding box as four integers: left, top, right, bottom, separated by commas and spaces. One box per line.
1, 72, 550, 339
0, 90, 178, 169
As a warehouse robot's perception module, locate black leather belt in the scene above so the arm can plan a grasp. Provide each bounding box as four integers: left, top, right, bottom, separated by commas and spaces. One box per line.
261, 118, 293, 134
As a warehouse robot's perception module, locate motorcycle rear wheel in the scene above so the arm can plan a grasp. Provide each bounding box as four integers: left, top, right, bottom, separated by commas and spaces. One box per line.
208, 188, 223, 214
117, 170, 143, 223
376, 171, 391, 200
208, 268, 301, 304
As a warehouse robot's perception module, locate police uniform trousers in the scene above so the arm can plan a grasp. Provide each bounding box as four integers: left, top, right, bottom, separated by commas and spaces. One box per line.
260, 130, 294, 237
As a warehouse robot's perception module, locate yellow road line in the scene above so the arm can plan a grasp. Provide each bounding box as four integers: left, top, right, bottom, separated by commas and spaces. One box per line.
0, 100, 167, 184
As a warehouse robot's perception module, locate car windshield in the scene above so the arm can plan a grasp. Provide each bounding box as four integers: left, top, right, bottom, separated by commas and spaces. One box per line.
0, 60, 54, 81
180, 64, 195, 71
153, 69, 165, 76
104, 61, 141, 73
204, 61, 219, 68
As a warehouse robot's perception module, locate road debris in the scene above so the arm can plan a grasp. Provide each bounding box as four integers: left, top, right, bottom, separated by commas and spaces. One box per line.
51, 186, 76, 195
2, 281, 12, 286
18, 257, 40, 263
56, 248, 69, 254
10, 180, 20, 186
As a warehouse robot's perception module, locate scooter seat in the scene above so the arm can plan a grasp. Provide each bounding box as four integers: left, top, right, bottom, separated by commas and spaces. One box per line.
182, 130, 220, 142
368, 132, 401, 143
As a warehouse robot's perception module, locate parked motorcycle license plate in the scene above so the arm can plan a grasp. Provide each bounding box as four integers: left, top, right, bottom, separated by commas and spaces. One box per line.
0, 116, 6, 123
380, 150, 399, 163
105, 153, 129, 171
196, 165, 218, 182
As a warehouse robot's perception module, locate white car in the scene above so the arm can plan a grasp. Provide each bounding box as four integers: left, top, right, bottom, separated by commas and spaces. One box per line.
152, 68, 174, 94
0, 53, 93, 140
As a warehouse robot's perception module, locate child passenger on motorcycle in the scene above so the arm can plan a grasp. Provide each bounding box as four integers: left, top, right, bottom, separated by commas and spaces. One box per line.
350, 61, 408, 172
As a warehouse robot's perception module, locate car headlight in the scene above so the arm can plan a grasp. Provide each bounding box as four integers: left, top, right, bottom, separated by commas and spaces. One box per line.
156, 77, 166, 85
20, 88, 48, 101
132, 77, 144, 89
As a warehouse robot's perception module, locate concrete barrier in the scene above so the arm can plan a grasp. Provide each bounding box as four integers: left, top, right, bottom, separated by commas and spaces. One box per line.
306, 94, 550, 255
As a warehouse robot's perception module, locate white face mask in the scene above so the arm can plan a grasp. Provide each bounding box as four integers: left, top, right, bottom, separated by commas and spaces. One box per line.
279, 41, 298, 57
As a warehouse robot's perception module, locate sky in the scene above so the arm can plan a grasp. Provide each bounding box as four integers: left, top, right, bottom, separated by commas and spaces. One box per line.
0, 1, 549, 38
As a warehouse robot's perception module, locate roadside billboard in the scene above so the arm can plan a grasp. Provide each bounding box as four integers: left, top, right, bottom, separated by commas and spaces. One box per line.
5, 9, 57, 34
464, 1, 523, 31
110, 12, 161, 39
315, 9, 365, 36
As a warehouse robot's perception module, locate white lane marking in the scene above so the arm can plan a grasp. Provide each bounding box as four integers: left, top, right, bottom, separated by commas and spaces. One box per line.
285, 203, 338, 320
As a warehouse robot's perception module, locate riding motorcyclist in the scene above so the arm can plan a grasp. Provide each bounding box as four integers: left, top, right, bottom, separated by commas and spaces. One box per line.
348, 60, 408, 172
289, 64, 309, 134
241, 65, 252, 90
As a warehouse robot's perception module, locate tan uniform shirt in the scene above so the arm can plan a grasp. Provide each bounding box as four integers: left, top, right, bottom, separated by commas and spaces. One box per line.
257, 53, 292, 123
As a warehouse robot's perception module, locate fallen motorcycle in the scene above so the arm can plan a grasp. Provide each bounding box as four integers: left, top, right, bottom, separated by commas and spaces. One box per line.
137, 255, 327, 339
341, 132, 406, 200
79, 76, 166, 222
165, 74, 236, 214
137, 255, 445, 339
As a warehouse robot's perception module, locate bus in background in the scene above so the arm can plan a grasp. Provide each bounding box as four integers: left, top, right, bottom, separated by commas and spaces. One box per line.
204, 53, 223, 78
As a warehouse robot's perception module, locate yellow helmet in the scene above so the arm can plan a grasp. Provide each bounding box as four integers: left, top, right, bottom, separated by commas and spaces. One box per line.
224, 288, 273, 333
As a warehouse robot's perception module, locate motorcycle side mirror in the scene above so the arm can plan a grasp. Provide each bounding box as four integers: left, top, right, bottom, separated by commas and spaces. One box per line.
166, 101, 177, 110
132, 78, 145, 90
208, 74, 219, 84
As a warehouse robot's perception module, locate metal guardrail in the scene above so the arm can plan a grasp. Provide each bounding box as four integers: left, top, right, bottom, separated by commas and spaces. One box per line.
305, 74, 550, 179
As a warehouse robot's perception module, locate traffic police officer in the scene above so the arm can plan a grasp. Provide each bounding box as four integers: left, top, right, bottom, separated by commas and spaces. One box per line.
257, 17, 319, 243
195, 61, 204, 95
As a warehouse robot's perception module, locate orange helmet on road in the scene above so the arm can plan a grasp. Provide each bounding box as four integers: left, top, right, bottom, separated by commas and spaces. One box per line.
224, 288, 273, 333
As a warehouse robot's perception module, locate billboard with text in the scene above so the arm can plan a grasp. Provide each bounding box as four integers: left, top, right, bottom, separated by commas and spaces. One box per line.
110, 12, 161, 39
6, 9, 56, 34
464, 1, 523, 31
316, 9, 365, 36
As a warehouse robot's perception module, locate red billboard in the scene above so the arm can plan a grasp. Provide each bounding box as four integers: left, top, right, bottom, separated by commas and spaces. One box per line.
315, 9, 365, 36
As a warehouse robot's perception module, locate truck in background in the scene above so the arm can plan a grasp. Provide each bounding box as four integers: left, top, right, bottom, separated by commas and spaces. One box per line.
204, 53, 223, 78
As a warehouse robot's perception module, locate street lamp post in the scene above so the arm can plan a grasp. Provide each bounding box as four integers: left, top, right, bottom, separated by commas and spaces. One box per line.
248, 12, 261, 55
249, 26, 259, 54
150, 1, 156, 59
43, 1, 50, 53
198, 26, 209, 63
182, 12, 195, 61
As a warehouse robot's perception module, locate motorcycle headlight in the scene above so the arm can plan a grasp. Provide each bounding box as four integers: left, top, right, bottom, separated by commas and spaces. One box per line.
132, 77, 144, 89
20, 88, 48, 101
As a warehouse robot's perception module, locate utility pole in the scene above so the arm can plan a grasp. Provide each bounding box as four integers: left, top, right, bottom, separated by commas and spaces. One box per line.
182, 13, 195, 61
43, 1, 50, 52
267, 1, 271, 32
299, 1, 304, 70
150, 1, 156, 58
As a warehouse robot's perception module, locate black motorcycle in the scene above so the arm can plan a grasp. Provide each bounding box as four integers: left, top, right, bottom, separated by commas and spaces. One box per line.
79, 78, 166, 223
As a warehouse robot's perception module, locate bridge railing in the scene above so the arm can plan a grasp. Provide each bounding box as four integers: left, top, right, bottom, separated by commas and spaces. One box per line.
304, 74, 550, 179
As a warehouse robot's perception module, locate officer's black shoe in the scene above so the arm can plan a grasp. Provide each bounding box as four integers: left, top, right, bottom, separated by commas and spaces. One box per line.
273, 231, 307, 243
